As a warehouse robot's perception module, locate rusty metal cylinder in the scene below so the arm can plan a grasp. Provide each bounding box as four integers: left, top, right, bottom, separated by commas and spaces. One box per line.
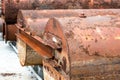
2, 0, 120, 42
1, 0, 42, 23
1, 0, 81, 24
17, 10, 80, 37
1, 0, 41, 41
40, 0, 120, 9
43, 9, 120, 80
2, 0, 120, 24
4, 24, 17, 41
16, 9, 81, 65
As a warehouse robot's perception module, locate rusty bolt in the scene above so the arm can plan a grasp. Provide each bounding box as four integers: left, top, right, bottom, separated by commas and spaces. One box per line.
79, 13, 86, 18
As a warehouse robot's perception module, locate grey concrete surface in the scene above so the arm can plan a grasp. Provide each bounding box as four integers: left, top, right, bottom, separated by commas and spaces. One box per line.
0, 32, 2, 41
0, 33, 38, 80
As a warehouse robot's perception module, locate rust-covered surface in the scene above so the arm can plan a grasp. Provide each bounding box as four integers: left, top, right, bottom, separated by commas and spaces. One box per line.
40, 0, 120, 9
1, 0, 42, 41
17, 10, 80, 37
16, 9, 81, 63
43, 60, 65, 80
89, 0, 120, 8
1, 0, 41, 23
2, 0, 120, 24
5, 9, 80, 41
16, 27, 53, 59
2, 0, 120, 42
43, 9, 120, 80
4, 24, 17, 41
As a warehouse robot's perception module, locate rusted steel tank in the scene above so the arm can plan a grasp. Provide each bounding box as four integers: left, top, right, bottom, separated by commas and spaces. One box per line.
2, 0, 120, 42
3, 10, 79, 41
1, 0, 40, 41
2, 0, 120, 24
4, 24, 17, 41
17, 10, 80, 37
16, 9, 80, 66
89, 0, 120, 8
40, 0, 120, 9
43, 9, 120, 80
1, 0, 42, 23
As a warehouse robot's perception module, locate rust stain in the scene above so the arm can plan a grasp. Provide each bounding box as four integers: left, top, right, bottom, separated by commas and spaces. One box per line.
44, 11, 120, 79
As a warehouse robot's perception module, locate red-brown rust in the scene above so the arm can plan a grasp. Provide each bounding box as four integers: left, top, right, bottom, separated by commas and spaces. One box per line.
44, 9, 120, 80
17, 10, 80, 37
45, 9, 120, 57
40, 0, 120, 9
89, 0, 120, 8
5, 25, 17, 41
4, 9, 80, 42
16, 27, 53, 59
43, 60, 66, 80
2, 0, 120, 42
6, 9, 120, 42
1, 0, 41, 23
16, 9, 79, 60
2, 0, 120, 24
19, 18, 49, 37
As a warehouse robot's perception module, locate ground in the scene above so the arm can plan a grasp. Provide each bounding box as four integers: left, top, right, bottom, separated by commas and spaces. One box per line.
0, 33, 38, 80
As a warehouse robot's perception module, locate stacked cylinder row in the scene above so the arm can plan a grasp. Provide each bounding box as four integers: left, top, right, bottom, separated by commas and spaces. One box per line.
16, 9, 120, 80
1, 0, 120, 42
0, 0, 120, 80
2, 0, 120, 24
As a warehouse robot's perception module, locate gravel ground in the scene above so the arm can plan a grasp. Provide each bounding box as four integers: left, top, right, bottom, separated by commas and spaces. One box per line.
0, 33, 38, 80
